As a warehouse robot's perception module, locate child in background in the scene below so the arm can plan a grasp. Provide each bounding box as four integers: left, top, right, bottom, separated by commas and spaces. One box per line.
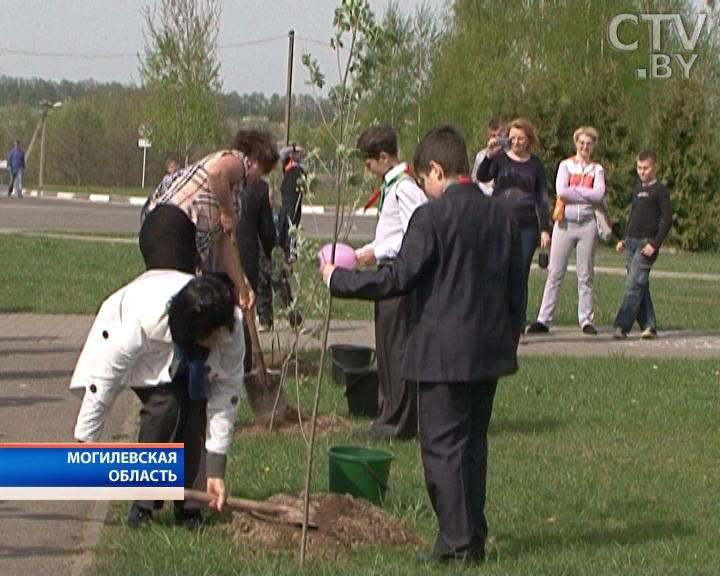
613, 150, 672, 339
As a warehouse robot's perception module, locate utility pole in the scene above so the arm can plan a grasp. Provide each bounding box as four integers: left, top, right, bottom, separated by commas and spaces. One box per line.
38, 112, 48, 190
37, 101, 62, 190
284, 30, 295, 145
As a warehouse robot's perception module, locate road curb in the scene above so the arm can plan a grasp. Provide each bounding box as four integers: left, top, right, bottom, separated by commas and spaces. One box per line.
19, 190, 378, 218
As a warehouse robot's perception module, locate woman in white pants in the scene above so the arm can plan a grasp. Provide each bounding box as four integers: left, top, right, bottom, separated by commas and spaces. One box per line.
526, 126, 606, 335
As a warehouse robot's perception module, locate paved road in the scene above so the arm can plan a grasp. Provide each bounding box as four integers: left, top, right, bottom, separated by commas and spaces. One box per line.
0, 195, 376, 241
4, 196, 720, 283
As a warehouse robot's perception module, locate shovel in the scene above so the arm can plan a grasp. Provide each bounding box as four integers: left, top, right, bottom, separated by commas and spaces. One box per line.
227, 234, 290, 423
184, 488, 318, 528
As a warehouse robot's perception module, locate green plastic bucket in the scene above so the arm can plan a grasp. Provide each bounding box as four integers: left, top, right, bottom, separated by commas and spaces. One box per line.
328, 445, 395, 506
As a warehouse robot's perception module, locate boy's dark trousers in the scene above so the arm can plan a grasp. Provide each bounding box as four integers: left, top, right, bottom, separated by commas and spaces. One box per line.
255, 247, 274, 326
372, 294, 417, 439
614, 237, 658, 332
132, 380, 207, 515
419, 379, 497, 559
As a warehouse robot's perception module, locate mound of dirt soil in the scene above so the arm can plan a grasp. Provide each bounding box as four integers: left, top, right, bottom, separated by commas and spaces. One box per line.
227, 493, 420, 562
237, 411, 350, 437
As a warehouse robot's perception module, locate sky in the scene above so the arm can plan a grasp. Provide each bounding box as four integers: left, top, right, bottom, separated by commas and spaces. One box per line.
0, 0, 446, 95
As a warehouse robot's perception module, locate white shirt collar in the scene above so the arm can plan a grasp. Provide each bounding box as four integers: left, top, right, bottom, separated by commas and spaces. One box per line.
384, 162, 408, 184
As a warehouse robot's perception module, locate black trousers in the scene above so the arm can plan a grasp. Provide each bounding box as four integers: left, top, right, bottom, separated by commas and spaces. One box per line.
256, 247, 274, 326
419, 379, 497, 558
255, 246, 294, 327
132, 383, 207, 513
372, 294, 417, 438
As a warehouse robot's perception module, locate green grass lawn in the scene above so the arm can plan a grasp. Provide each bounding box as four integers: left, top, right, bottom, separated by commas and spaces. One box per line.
3, 234, 719, 330
90, 356, 720, 575
0, 234, 144, 314
2, 233, 718, 574
581, 243, 720, 276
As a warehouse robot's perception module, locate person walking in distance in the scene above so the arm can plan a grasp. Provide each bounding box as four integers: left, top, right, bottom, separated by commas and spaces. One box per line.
6, 140, 25, 198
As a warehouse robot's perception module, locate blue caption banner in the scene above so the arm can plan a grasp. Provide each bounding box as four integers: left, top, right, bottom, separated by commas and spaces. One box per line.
0, 444, 184, 497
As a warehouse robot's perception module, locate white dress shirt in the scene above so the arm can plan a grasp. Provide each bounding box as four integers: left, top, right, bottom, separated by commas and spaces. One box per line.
360, 162, 427, 263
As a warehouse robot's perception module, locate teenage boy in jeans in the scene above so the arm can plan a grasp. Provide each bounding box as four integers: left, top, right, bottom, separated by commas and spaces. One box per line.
613, 150, 672, 339
323, 125, 523, 564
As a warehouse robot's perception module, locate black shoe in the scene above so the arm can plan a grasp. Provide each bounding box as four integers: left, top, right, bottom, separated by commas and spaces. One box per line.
127, 505, 153, 528
582, 324, 598, 336
288, 310, 303, 328
174, 507, 206, 527
525, 321, 549, 334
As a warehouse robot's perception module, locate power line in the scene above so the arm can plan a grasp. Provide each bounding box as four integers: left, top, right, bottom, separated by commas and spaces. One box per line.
0, 48, 136, 60
295, 35, 334, 49
219, 35, 287, 50
0, 35, 289, 61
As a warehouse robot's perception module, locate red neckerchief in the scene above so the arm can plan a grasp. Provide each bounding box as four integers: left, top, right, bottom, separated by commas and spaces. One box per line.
456, 175, 472, 185
284, 160, 300, 173
363, 164, 414, 211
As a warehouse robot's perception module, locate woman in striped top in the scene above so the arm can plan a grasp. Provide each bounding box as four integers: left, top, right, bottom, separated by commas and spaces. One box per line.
142, 129, 279, 307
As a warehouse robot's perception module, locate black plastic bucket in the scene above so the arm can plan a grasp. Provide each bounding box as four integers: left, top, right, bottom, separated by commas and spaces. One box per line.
330, 345, 375, 386
344, 367, 379, 417
330, 345, 375, 370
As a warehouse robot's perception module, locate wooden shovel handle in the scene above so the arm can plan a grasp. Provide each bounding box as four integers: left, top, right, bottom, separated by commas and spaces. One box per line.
184, 489, 317, 527
228, 235, 267, 385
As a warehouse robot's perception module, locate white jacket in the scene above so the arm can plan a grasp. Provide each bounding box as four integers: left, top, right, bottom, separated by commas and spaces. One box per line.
70, 270, 245, 457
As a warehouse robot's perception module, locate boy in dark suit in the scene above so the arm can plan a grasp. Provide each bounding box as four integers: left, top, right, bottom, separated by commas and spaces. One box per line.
322, 125, 524, 563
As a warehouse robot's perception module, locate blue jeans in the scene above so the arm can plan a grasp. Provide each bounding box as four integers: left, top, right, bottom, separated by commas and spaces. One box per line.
518, 224, 539, 327
8, 169, 23, 197
614, 237, 657, 332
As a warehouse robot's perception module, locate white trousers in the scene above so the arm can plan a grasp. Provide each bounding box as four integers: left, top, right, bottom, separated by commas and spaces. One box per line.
536, 218, 598, 328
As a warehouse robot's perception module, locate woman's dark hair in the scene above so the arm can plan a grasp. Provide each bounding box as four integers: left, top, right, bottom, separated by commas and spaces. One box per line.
232, 128, 279, 173
168, 273, 235, 352
139, 204, 199, 273
414, 125, 469, 177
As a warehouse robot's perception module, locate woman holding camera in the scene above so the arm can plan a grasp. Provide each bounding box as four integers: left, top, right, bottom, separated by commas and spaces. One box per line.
526, 126, 606, 335
477, 117, 550, 329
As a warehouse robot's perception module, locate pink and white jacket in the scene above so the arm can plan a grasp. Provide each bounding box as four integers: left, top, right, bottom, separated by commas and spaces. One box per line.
556, 156, 606, 223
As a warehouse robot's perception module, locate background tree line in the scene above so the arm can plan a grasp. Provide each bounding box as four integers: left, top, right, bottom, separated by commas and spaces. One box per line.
365, 0, 720, 250
1, 0, 718, 250
0, 75, 324, 190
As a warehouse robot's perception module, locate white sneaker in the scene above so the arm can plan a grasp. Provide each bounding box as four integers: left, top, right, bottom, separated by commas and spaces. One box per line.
641, 327, 657, 340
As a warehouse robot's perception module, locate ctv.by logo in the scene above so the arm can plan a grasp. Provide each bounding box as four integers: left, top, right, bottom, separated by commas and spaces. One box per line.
608, 13, 708, 79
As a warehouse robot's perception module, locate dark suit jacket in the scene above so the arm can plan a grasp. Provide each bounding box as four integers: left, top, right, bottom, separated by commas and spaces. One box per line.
330, 182, 524, 383
236, 179, 276, 291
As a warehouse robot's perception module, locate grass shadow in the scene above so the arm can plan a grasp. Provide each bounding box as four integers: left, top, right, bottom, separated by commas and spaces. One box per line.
490, 416, 565, 436
494, 513, 694, 559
